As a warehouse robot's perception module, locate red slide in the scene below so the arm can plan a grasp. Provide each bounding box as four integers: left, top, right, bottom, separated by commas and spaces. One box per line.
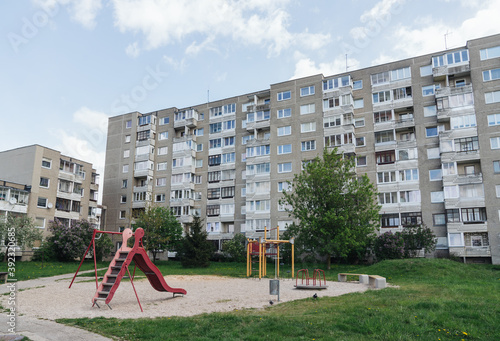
92, 227, 186, 307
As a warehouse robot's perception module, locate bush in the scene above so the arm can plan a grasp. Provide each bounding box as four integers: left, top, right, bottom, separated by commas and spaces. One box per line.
178, 215, 214, 268
374, 231, 405, 261
221, 233, 246, 262
400, 225, 436, 257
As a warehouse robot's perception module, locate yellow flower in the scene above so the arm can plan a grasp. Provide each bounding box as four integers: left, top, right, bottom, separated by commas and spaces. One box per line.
463, 332, 468, 335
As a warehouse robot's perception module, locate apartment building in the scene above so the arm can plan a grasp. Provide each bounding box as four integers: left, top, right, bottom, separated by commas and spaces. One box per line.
0, 145, 100, 236
103, 33, 500, 264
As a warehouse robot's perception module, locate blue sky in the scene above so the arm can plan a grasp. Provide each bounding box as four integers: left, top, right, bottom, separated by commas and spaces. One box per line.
1, 0, 500, 195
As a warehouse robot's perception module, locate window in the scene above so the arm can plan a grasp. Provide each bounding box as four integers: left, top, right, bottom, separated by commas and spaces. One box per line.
442, 162, 457, 176
420, 65, 432, 77
393, 86, 412, 100
125, 135, 131, 143
398, 148, 418, 161
323, 76, 350, 90
433, 50, 469, 66
138, 115, 151, 126
156, 178, 167, 187
122, 179, 128, 188
196, 159, 203, 168
247, 200, 271, 212
278, 181, 291, 192
376, 151, 395, 165
278, 126, 291, 136
120, 210, 126, 219
462, 207, 487, 223
429, 169, 442, 181
222, 152, 235, 164
221, 186, 235, 198
371, 71, 390, 85
444, 185, 459, 199
431, 191, 444, 203
377, 171, 396, 184
437, 93, 474, 109
375, 130, 394, 143
158, 131, 168, 140
209, 138, 222, 149
401, 212, 422, 226
300, 86, 315, 96
39, 177, 49, 188
277, 91, 291, 101
325, 133, 353, 147
353, 80, 362, 89
426, 126, 438, 137
380, 214, 399, 227
246, 162, 270, 175
400, 190, 421, 203
422, 85, 439, 96
374, 110, 392, 123
356, 156, 367, 167
378, 192, 397, 204
459, 184, 484, 198
278, 144, 292, 155
423, 105, 437, 117
210, 122, 222, 134
300, 103, 315, 115
194, 175, 202, 184
207, 188, 220, 200
41, 158, 51, 168
490, 137, 500, 150
488, 113, 500, 126
390, 66, 411, 81
446, 209, 460, 223
122, 164, 129, 173
208, 171, 221, 183
483, 68, 500, 82
356, 136, 365, 147
485, 91, 500, 104
301, 122, 316, 133
372, 90, 391, 103
157, 162, 167, 171
324, 115, 341, 127
126, 120, 132, 128
159, 117, 169, 125
137, 130, 151, 141
427, 148, 440, 159
494, 161, 500, 173
158, 147, 168, 155
451, 114, 476, 129
480, 45, 500, 60
278, 162, 292, 173
455, 136, 479, 152
399, 169, 418, 182
206, 205, 220, 217
223, 120, 235, 130
208, 154, 221, 166
221, 169, 235, 180
496, 185, 500, 198
120, 195, 127, 204
433, 213, 446, 226
277, 108, 291, 119
353, 98, 364, 109
301, 140, 316, 151
355, 118, 365, 127
37, 197, 47, 208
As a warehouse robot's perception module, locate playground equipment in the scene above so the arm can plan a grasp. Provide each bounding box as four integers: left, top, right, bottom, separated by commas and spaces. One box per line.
246, 225, 294, 279
69, 227, 186, 312
295, 269, 327, 290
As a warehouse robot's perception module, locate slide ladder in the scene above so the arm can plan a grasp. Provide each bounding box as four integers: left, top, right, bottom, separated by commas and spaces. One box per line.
92, 228, 186, 309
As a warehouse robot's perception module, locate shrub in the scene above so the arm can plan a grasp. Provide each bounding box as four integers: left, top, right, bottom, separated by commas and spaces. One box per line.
178, 215, 214, 268
400, 225, 436, 257
374, 231, 405, 261
221, 233, 246, 262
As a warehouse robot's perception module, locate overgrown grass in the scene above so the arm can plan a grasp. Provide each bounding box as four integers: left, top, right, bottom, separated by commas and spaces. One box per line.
58, 258, 500, 340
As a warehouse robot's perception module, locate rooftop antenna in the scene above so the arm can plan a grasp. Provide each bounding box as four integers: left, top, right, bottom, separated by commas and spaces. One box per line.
207, 88, 210, 104
345, 54, 348, 72
444, 31, 452, 50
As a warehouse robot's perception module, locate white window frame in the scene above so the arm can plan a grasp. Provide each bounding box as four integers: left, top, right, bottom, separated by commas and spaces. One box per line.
277, 91, 291, 101
278, 162, 292, 173
300, 86, 315, 97
277, 126, 291, 136
300, 122, 316, 133
490, 137, 500, 150
300, 103, 315, 115
277, 108, 291, 119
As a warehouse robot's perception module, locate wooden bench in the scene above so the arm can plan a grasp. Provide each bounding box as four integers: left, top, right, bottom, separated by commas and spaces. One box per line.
368, 275, 386, 289
338, 273, 369, 284
0, 272, 9, 284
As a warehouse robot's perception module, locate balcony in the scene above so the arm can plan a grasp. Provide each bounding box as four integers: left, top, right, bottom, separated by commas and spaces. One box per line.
441, 150, 480, 163
133, 169, 154, 178
173, 135, 197, 144
247, 103, 270, 112
335, 143, 356, 154
446, 221, 488, 233
433, 63, 470, 81
246, 119, 270, 132
174, 117, 198, 129
442, 173, 483, 186
374, 141, 397, 152
323, 84, 352, 98
395, 118, 415, 130
435, 84, 473, 98
90, 182, 99, 191
449, 246, 490, 258
137, 122, 156, 133
444, 197, 485, 210
135, 138, 155, 148
133, 184, 152, 193
57, 191, 82, 201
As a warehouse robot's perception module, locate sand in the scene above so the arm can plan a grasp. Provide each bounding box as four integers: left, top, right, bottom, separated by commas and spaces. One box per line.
3, 274, 370, 320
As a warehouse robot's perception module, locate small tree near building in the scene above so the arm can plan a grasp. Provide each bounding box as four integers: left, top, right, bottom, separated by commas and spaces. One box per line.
279, 148, 380, 268
0, 215, 43, 259
133, 206, 183, 263
222, 233, 246, 262
178, 215, 214, 268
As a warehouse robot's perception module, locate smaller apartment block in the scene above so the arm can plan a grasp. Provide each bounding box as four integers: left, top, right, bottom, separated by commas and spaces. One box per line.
103, 34, 500, 264
0, 145, 100, 239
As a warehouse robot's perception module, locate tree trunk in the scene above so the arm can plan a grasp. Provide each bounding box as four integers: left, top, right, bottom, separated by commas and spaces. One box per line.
326, 255, 331, 270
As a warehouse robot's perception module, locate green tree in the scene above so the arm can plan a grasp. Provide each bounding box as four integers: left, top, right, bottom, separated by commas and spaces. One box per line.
0, 215, 43, 259
133, 205, 183, 263
400, 224, 436, 257
178, 215, 214, 268
222, 233, 246, 262
280, 148, 380, 268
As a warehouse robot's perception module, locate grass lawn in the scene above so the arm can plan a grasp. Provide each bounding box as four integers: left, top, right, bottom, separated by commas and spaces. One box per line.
52, 258, 500, 340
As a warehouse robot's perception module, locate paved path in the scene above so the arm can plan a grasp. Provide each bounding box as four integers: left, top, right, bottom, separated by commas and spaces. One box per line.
0, 269, 114, 341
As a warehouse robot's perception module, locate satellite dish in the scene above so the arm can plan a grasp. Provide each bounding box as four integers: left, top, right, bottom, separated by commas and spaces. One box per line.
47, 202, 53, 209
9, 197, 17, 205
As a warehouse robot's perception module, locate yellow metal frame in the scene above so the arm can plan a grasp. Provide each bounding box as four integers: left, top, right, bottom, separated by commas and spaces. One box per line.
246, 226, 294, 279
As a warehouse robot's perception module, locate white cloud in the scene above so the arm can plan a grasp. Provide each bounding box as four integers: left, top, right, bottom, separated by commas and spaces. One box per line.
109, 0, 329, 56
73, 106, 108, 133
290, 52, 360, 79
360, 0, 406, 23
35, 0, 102, 29
125, 42, 140, 58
